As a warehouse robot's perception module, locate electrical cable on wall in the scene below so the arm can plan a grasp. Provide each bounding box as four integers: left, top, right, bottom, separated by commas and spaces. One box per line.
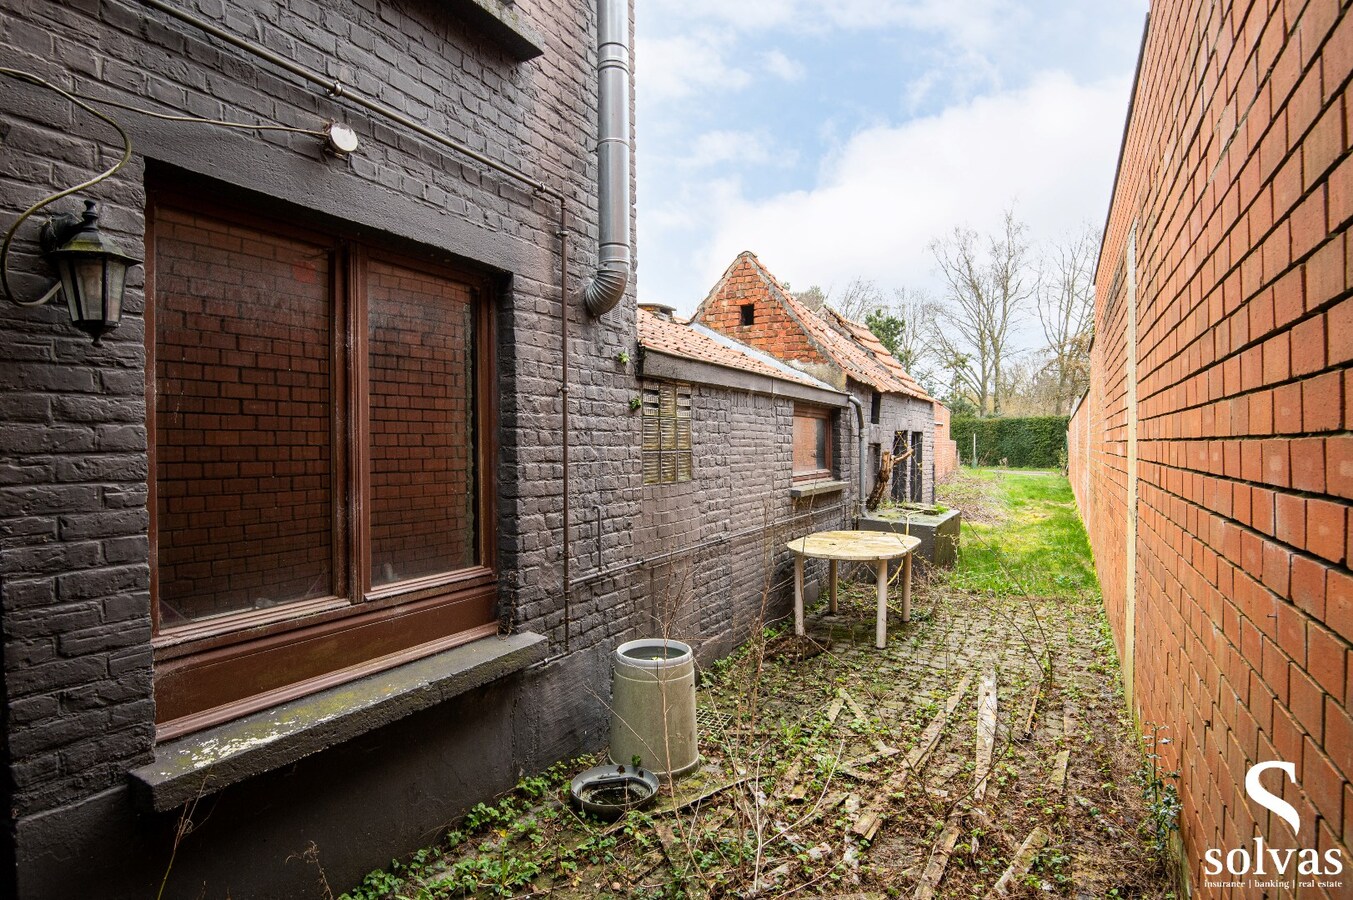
0, 66, 338, 308
0, 67, 132, 308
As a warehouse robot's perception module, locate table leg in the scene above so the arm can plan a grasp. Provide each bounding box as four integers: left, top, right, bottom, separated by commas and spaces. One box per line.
828, 560, 838, 614
901, 551, 913, 623
875, 558, 888, 649
794, 554, 805, 636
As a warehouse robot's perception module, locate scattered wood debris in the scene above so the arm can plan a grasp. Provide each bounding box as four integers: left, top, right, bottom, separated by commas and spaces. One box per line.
1050, 711, 1074, 794
913, 806, 966, 899
975, 668, 997, 803
851, 673, 974, 841
987, 826, 1050, 896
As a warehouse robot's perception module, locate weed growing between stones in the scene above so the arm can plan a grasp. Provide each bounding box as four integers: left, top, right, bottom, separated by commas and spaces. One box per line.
335, 470, 1175, 898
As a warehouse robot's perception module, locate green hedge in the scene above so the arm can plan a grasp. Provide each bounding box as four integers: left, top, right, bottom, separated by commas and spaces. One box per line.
950, 416, 1070, 468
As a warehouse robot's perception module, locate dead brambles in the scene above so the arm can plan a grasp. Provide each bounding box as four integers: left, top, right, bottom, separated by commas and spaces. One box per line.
341, 471, 1175, 899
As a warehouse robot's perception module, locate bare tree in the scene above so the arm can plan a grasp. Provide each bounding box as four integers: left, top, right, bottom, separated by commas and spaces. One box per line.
1036, 225, 1098, 414
827, 277, 885, 322
888, 286, 933, 376
928, 209, 1032, 415
794, 284, 829, 311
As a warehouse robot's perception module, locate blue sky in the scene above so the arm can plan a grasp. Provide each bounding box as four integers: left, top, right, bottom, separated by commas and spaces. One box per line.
634, 0, 1150, 319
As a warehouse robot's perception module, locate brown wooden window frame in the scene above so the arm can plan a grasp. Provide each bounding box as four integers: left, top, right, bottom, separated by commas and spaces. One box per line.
641, 381, 693, 485
792, 404, 834, 483
145, 186, 499, 742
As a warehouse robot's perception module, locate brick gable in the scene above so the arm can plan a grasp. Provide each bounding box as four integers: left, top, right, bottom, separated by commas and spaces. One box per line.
692, 252, 830, 367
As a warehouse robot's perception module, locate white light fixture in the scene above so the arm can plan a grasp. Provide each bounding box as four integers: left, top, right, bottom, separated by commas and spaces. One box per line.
324, 122, 359, 156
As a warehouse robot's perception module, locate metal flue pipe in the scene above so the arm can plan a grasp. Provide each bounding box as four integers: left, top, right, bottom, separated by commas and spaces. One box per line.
581, 0, 632, 317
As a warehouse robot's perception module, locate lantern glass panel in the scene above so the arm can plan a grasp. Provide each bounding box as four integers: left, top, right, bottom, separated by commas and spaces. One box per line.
74, 256, 104, 323
104, 259, 126, 322
59, 262, 80, 321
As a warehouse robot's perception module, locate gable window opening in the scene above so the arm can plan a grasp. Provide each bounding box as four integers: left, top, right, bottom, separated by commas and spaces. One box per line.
870, 391, 881, 424
641, 381, 693, 484
739, 303, 755, 326
148, 191, 498, 740
792, 404, 834, 483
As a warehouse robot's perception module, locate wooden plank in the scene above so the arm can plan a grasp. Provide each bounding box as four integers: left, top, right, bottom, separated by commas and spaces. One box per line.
975, 669, 997, 803
1050, 749, 1070, 794
839, 745, 902, 782
914, 807, 965, 900
987, 826, 1050, 897
1019, 684, 1041, 740
1050, 712, 1074, 794
850, 673, 973, 840
826, 693, 846, 724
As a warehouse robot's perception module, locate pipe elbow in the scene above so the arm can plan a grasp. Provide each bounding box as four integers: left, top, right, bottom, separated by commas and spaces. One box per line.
583, 263, 629, 317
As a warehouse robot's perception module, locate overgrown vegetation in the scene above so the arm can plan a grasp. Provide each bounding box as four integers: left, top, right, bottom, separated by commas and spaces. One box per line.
941, 468, 1098, 600
950, 415, 1069, 468
335, 470, 1171, 899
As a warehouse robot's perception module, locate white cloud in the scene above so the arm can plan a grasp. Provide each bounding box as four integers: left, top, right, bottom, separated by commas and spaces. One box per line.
636, 33, 751, 103
761, 50, 805, 82
680, 72, 1130, 308
678, 130, 784, 169
646, 0, 1015, 49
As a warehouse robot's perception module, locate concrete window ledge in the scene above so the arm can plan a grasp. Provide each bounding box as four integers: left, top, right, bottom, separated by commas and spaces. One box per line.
129, 632, 547, 812
445, 0, 545, 60
790, 480, 848, 499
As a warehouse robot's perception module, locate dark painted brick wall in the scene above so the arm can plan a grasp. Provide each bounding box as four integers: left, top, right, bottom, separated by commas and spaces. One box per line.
0, 0, 644, 894
632, 383, 848, 661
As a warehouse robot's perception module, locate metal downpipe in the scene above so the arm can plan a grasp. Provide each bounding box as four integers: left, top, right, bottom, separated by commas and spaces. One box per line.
582, 0, 631, 317
848, 397, 867, 521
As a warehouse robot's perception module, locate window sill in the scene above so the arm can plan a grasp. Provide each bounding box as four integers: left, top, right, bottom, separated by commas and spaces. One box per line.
129, 631, 547, 812
445, 0, 545, 60
790, 479, 847, 499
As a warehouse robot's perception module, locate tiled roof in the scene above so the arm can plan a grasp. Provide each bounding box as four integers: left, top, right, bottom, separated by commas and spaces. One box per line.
637, 307, 837, 391
777, 287, 932, 402
818, 308, 933, 401
692, 250, 932, 402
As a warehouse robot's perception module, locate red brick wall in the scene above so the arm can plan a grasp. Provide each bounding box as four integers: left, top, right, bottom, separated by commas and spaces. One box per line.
933, 402, 958, 480
1069, 1, 1352, 892
367, 259, 476, 585
154, 207, 334, 623
693, 254, 829, 365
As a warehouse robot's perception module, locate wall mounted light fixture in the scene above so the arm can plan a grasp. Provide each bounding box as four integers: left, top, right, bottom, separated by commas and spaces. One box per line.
0, 67, 139, 346
38, 201, 142, 344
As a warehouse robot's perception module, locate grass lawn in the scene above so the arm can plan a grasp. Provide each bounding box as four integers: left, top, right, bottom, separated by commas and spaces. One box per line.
939, 468, 1099, 602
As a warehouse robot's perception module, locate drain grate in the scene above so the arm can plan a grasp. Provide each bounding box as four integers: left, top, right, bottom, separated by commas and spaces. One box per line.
696, 707, 734, 732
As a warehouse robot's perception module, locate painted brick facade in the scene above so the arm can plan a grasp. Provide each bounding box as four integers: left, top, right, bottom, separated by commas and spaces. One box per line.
631, 382, 849, 660
0, 0, 655, 895
693, 252, 940, 503
1068, 0, 1352, 893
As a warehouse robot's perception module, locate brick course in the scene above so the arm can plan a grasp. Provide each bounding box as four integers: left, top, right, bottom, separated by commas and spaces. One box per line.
1069, 0, 1352, 892
0, 0, 647, 894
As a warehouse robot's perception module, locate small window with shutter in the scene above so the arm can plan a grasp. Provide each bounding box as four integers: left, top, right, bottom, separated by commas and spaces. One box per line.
641, 381, 693, 484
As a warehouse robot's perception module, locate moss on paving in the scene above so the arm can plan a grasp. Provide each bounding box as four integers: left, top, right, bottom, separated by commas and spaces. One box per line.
337, 470, 1174, 900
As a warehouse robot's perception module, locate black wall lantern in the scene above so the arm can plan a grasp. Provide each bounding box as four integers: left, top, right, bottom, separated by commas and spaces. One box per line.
0, 68, 140, 346
40, 201, 141, 344
1, 199, 140, 346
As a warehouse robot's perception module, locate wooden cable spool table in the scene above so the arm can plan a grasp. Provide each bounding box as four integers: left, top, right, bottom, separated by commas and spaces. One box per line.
785, 530, 921, 649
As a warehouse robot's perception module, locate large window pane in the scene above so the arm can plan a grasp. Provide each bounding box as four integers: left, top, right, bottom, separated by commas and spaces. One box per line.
155, 209, 334, 625
792, 407, 832, 479
367, 259, 477, 586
